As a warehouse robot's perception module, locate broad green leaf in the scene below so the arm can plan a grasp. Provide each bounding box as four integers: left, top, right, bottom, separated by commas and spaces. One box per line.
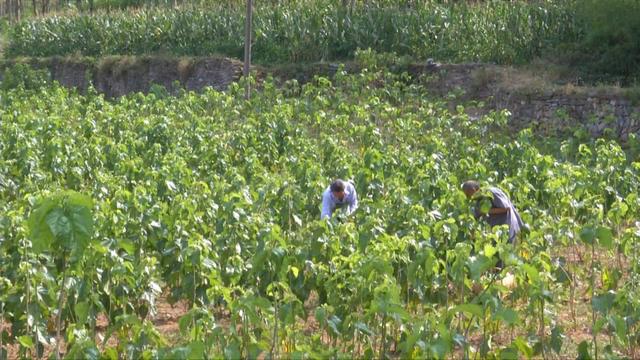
429, 336, 451, 359
224, 342, 241, 360
315, 307, 327, 325
522, 264, 540, 283
290, 351, 306, 360
499, 347, 519, 360
289, 266, 299, 277
28, 191, 94, 257
494, 308, 519, 325
596, 226, 613, 249
478, 198, 492, 215
484, 243, 497, 258
592, 291, 616, 314
46, 208, 72, 241
164, 347, 189, 360
579, 226, 596, 245
468, 255, 494, 280
512, 337, 533, 359
453, 303, 483, 318
187, 341, 205, 360
18, 335, 33, 348
327, 315, 342, 336
387, 304, 410, 320
102, 343, 122, 357
577, 341, 592, 360
400, 328, 421, 355
28, 198, 58, 253
594, 316, 608, 334
550, 326, 564, 354
118, 240, 136, 255
74, 301, 91, 325
553, 264, 571, 284
250, 296, 274, 313
70, 344, 100, 360
608, 314, 627, 340
178, 313, 192, 335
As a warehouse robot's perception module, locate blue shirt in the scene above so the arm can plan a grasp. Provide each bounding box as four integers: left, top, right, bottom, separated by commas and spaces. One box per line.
321, 182, 358, 219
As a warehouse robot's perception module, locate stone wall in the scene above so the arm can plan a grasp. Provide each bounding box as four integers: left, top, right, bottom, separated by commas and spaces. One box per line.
410, 64, 640, 139
7, 56, 244, 97
3, 57, 639, 138
504, 96, 639, 139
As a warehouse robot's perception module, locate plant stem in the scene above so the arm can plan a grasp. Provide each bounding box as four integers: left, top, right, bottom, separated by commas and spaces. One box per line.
242, 315, 248, 358
22, 242, 33, 359
570, 269, 576, 326
0, 303, 4, 358
270, 299, 278, 359
482, 314, 487, 358
192, 270, 198, 340
26, 268, 33, 359
540, 298, 547, 360
379, 313, 387, 360
55, 256, 68, 360
90, 278, 96, 340
591, 241, 598, 360
463, 315, 476, 360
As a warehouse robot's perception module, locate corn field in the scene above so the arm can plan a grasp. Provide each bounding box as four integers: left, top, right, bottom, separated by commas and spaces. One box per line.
7, 0, 579, 65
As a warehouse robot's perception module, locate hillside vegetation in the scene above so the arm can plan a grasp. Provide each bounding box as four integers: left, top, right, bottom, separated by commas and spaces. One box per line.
5, 0, 639, 84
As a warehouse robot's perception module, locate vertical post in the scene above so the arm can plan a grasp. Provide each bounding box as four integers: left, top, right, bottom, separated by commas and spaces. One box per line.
243, 0, 252, 100
16, 0, 21, 22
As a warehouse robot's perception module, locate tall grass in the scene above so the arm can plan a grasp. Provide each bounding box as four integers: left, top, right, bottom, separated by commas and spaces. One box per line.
568, 0, 640, 84
7, 0, 578, 65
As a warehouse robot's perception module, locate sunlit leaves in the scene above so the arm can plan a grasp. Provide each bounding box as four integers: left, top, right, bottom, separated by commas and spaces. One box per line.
8, 2, 578, 66
1, 65, 639, 359
28, 191, 94, 258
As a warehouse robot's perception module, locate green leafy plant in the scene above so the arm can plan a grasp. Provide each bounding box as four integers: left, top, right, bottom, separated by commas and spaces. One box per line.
0, 67, 637, 358
1, 63, 49, 91
27, 191, 94, 359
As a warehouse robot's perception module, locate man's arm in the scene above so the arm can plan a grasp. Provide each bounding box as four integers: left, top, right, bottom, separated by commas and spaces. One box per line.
321, 191, 333, 219
488, 207, 509, 215
487, 188, 511, 216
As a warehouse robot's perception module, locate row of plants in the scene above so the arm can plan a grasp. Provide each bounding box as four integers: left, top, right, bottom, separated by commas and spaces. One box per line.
6, 0, 578, 64
1, 64, 640, 358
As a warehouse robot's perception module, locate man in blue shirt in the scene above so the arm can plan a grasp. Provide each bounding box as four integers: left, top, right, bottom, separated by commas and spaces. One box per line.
321, 179, 358, 219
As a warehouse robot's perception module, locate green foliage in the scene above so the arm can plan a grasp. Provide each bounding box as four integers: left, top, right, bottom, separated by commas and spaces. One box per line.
570, 0, 640, 84
1, 63, 49, 90
472, 188, 495, 216
8, 0, 640, 83
0, 68, 638, 357
7, 1, 577, 65
27, 191, 93, 258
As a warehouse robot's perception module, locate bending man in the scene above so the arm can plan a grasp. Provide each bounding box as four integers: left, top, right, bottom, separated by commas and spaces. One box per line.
462, 180, 524, 244
321, 179, 358, 219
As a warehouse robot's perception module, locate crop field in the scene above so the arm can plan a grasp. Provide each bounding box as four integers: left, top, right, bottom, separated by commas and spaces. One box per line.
6, 0, 578, 64
1, 66, 639, 359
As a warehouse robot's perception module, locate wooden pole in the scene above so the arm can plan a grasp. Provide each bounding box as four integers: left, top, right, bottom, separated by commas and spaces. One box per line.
243, 0, 252, 100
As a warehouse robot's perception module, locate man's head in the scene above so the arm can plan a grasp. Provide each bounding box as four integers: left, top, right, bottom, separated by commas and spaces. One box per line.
330, 179, 346, 201
462, 180, 480, 199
